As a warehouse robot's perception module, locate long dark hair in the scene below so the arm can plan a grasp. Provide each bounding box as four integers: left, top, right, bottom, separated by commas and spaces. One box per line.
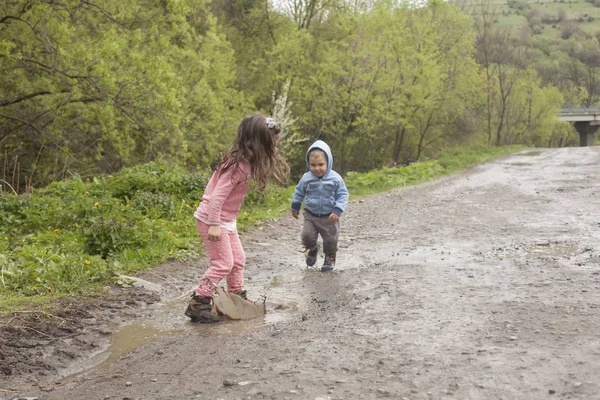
219, 113, 289, 190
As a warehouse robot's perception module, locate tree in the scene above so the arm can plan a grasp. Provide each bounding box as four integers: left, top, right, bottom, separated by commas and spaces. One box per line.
473, 0, 502, 144
0, 0, 244, 190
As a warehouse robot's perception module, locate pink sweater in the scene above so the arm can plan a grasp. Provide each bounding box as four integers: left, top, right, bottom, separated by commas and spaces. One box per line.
194, 161, 251, 225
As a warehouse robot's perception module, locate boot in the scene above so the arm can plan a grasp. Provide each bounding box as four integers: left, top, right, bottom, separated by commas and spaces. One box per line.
184, 293, 219, 323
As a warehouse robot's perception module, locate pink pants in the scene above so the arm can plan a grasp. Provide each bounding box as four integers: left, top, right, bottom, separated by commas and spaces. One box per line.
195, 220, 245, 297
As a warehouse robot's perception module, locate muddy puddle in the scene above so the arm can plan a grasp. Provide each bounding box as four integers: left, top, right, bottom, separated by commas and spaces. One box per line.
496, 242, 578, 260
56, 272, 308, 382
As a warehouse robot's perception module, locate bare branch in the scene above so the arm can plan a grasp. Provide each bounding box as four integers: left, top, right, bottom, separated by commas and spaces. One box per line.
0, 108, 53, 145
21, 57, 90, 80
0, 179, 18, 195
0, 112, 44, 137
0, 89, 70, 107
0, 15, 57, 54
80, 0, 124, 26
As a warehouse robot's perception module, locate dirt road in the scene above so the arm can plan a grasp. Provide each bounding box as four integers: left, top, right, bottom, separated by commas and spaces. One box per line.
2, 147, 600, 400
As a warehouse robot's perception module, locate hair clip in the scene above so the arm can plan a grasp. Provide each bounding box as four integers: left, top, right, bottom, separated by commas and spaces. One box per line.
265, 117, 276, 129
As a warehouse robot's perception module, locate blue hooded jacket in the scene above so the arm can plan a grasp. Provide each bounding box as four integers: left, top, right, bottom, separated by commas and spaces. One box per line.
291, 140, 349, 217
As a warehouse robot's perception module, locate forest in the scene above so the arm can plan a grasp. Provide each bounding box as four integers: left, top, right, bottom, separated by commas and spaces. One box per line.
3, 0, 593, 194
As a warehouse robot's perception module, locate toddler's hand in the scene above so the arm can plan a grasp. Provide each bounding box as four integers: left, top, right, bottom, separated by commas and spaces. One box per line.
207, 225, 222, 241
291, 210, 299, 219
329, 213, 340, 222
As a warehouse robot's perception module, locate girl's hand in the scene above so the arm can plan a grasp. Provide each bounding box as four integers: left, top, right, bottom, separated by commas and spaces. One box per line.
207, 225, 222, 241
329, 213, 340, 222
291, 211, 299, 219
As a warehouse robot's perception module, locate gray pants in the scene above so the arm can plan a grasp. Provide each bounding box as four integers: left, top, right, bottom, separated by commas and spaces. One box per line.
301, 210, 340, 257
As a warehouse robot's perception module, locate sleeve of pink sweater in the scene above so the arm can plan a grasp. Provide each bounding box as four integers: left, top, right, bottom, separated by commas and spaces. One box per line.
206, 166, 247, 225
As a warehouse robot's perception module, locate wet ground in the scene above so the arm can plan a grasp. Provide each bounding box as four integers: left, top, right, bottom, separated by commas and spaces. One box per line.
1, 147, 600, 399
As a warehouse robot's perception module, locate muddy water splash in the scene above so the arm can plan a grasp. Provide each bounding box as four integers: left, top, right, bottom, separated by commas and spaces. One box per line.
56, 270, 309, 381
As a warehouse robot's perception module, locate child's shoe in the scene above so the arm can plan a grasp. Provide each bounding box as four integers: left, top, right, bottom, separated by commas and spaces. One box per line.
184, 293, 220, 323
321, 255, 335, 272
305, 245, 318, 266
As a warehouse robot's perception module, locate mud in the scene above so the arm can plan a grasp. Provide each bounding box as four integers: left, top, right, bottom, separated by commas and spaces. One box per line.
1, 147, 599, 399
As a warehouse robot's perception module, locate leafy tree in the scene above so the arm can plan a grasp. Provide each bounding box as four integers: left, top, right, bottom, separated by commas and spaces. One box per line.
498, 68, 564, 146
0, 0, 244, 191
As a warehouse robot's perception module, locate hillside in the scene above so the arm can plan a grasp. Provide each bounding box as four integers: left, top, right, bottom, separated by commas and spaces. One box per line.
453, 0, 600, 39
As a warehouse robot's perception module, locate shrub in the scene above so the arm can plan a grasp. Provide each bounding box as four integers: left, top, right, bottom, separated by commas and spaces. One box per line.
83, 217, 139, 259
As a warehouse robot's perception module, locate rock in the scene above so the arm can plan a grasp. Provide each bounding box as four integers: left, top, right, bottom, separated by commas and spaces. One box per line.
238, 381, 258, 386
223, 379, 237, 386
117, 274, 162, 292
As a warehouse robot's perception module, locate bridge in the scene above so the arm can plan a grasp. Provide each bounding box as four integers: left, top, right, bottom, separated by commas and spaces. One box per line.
558, 107, 600, 146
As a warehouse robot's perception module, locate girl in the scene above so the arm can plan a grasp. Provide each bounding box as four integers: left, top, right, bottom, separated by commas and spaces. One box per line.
185, 114, 288, 323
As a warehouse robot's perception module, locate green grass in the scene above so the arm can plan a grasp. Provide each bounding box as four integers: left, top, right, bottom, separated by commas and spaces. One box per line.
499, 14, 529, 29
345, 144, 526, 197
458, 0, 600, 38
0, 291, 63, 311
0, 144, 525, 311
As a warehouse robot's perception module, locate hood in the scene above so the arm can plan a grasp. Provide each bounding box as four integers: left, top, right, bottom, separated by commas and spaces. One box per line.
305, 140, 333, 178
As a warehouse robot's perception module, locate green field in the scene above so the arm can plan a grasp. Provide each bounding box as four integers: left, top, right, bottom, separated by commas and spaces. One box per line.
453, 0, 600, 38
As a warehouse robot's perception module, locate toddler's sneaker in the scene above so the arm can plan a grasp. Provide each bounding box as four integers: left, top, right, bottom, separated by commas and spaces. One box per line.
321, 255, 335, 272
184, 293, 220, 323
305, 245, 318, 267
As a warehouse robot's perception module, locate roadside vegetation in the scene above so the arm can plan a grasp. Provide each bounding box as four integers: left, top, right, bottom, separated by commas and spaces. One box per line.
0, 145, 523, 309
